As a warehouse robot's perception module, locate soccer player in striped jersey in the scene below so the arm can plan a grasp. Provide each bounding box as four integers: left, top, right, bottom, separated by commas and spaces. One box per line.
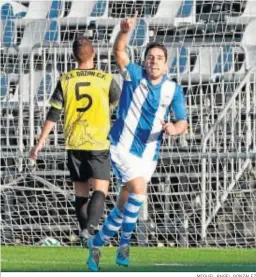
87, 13, 188, 271
30, 36, 121, 245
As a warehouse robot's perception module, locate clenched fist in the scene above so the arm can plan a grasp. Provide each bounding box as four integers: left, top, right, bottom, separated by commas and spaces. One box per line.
30, 142, 43, 160
161, 121, 177, 136
120, 11, 138, 33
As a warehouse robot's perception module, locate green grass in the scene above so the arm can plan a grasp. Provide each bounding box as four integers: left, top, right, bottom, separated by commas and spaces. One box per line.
1, 246, 256, 272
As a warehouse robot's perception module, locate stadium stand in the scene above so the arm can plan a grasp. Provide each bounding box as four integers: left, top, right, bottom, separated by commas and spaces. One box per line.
0, 0, 255, 248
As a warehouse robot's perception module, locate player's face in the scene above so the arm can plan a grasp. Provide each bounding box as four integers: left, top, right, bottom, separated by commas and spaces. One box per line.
145, 48, 167, 81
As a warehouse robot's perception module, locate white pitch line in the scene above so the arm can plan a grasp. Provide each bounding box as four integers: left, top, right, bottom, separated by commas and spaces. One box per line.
154, 263, 192, 266
2, 260, 255, 269
154, 263, 256, 267
1, 259, 83, 265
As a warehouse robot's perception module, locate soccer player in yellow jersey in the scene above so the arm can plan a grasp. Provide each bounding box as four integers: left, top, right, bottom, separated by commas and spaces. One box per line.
30, 36, 121, 244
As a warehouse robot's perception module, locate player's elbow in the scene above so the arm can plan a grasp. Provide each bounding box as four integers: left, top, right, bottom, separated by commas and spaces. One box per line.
114, 49, 126, 68
113, 48, 122, 61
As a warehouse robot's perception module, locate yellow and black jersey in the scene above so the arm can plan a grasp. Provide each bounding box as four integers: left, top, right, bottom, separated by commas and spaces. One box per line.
48, 68, 121, 151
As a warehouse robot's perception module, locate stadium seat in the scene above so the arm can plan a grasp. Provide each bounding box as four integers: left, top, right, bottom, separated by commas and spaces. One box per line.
191, 47, 222, 83
226, 0, 256, 25
36, 72, 58, 106
60, 0, 95, 26
15, 0, 65, 26
213, 46, 233, 81
240, 19, 256, 46
0, 3, 16, 48
0, 72, 9, 101
209, 20, 256, 82
96, 0, 135, 27
96, 17, 148, 63
169, 47, 189, 75
194, 0, 229, 25
8, 71, 57, 106
218, 46, 256, 82
90, 0, 109, 19
171, 47, 221, 83
61, 0, 108, 26
147, 0, 183, 26
174, 0, 196, 27
16, 19, 60, 54
169, 47, 195, 83
109, 18, 149, 48
47, 0, 65, 19
0, 0, 27, 18
44, 20, 60, 43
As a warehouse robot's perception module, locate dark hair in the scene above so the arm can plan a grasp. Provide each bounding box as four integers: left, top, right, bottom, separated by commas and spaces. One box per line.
144, 42, 168, 62
72, 36, 94, 63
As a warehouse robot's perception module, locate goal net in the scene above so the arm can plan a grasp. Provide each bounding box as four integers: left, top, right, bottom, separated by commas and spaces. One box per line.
1, 0, 256, 248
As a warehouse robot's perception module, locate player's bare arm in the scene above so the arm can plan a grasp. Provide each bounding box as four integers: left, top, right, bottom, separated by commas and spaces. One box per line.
30, 120, 56, 160
114, 11, 138, 69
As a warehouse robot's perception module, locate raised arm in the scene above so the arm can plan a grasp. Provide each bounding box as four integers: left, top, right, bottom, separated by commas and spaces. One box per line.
114, 12, 137, 69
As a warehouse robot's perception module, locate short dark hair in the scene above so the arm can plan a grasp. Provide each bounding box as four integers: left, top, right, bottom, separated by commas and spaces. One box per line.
144, 42, 168, 62
73, 36, 94, 63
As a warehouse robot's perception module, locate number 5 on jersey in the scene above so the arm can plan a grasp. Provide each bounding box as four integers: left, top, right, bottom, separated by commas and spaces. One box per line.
75, 82, 93, 112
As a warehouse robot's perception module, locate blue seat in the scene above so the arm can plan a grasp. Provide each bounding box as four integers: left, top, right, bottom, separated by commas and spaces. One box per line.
1, 3, 15, 47
129, 19, 149, 47
214, 46, 233, 74
44, 20, 59, 42
47, 0, 63, 19
169, 47, 188, 74
0, 73, 8, 100
37, 74, 53, 103
0, 1, 27, 19
60, 0, 108, 26
174, 0, 196, 26
176, 0, 193, 17
91, 0, 107, 17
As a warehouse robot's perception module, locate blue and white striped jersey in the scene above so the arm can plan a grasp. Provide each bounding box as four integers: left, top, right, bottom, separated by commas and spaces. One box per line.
109, 63, 187, 161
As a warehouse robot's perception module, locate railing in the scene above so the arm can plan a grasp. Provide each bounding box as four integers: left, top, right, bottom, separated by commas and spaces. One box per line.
201, 66, 256, 242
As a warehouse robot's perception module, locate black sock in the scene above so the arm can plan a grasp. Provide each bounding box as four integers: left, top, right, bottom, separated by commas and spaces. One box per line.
87, 190, 106, 235
75, 196, 88, 231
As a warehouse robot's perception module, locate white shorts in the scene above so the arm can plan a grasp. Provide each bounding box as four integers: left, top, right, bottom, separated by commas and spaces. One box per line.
110, 145, 157, 184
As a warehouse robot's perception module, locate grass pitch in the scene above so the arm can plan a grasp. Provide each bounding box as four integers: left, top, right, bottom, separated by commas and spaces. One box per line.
1, 246, 256, 272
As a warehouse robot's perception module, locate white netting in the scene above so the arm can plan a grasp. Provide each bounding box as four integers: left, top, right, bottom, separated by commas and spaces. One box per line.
1, 0, 256, 247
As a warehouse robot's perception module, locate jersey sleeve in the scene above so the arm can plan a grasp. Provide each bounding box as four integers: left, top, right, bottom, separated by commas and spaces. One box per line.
49, 80, 64, 110
170, 84, 187, 120
120, 62, 143, 84
109, 77, 121, 105
46, 106, 62, 122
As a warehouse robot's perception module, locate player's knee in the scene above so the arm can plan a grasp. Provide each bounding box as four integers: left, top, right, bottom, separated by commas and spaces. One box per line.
127, 178, 147, 195
91, 179, 109, 196
74, 181, 90, 196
